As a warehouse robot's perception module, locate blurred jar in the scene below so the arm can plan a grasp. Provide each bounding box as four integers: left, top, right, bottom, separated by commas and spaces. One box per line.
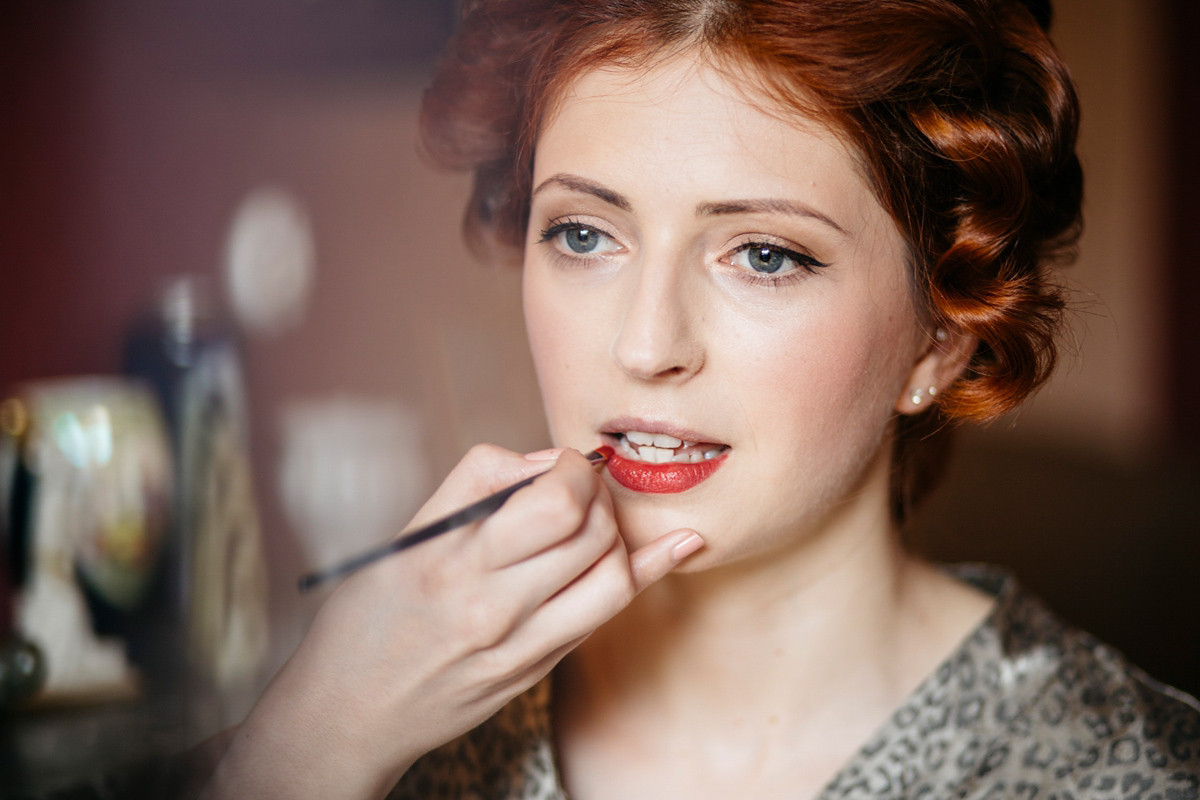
0, 379, 172, 704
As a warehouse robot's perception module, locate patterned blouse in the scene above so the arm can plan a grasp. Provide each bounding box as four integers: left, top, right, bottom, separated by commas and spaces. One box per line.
389, 566, 1200, 799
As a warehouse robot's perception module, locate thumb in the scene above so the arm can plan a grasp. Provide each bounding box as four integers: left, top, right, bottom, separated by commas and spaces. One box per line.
628, 529, 704, 593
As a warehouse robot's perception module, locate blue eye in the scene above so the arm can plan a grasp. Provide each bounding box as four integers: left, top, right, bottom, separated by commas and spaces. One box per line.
747, 245, 789, 273
564, 226, 602, 254
539, 221, 619, 257
730, 242, 827, 276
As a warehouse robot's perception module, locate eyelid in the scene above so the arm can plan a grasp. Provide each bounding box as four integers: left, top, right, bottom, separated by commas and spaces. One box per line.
725, 232, 814, 255
723, 236, 828, 272
538, 216, 618, 242
537, 216, 624, 263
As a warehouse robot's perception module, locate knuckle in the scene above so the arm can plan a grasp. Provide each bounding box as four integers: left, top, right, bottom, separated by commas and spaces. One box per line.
591, 499, 618, 535
455, 596, 518, 651
472, 643, 526, 684
615, 571, 638, 603
575, 460, 601, 491
600, 566, 637, 612
532, 481, 586, 531
581, 516, 618, 558
463, 442, 507, 468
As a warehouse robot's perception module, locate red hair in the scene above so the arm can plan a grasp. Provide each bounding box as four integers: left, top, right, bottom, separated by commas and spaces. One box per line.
420, 0, 1083, 521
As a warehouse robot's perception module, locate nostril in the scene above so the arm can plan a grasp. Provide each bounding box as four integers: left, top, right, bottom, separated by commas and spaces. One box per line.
609, 339, 702, 381
608, 291, 703, 381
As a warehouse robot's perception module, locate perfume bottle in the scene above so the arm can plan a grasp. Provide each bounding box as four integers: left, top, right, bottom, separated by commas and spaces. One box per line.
122, 277, 268, 691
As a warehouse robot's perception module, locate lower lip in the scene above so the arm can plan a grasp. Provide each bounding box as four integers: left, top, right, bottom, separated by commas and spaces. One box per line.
605, 451, 728, 494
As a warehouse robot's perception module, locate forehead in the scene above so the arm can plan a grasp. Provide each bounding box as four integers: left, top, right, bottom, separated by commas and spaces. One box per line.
533, 53, 885, 230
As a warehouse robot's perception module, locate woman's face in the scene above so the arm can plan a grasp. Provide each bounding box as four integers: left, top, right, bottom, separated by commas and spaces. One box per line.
523, 54, 929, 569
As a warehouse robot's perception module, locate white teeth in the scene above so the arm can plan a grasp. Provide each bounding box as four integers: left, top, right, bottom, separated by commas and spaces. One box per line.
625, 431, 683, 448
626, 431, 655, 446
637, 445, 675, 463
618, 431, 728, 463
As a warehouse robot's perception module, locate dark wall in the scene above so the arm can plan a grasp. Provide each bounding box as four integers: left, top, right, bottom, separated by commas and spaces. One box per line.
0, 0, 455, 393
1166, 0, 1200, 455
912, 434, 1200, 698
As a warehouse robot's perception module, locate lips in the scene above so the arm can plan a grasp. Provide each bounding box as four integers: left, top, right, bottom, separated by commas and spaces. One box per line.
606, 451, 728, 493
600, 423, 730, 494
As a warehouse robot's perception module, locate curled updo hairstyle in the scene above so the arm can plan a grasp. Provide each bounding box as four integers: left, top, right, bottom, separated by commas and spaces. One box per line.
420, 0, 1083, 522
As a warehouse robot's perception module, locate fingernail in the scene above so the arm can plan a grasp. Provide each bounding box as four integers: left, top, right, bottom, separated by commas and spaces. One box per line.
670, 532, 704, 563
524, 448, 563, 461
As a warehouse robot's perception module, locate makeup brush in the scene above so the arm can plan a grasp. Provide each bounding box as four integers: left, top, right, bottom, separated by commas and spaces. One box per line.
297, 446, 613, 592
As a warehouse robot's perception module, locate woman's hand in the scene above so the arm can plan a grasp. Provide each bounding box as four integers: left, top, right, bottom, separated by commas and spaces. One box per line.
201, 445, 703, 800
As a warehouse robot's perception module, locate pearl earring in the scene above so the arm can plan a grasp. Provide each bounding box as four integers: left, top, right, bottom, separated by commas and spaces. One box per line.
935, 328, 948, 342
910, 386, 938, 406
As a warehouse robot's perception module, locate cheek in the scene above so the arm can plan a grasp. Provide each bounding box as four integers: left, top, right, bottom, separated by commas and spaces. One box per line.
523, 268, 599, 439
733, 294, 916, 459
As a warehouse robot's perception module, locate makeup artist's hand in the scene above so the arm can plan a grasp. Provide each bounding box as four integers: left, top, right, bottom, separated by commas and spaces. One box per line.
202, 445, 703, 800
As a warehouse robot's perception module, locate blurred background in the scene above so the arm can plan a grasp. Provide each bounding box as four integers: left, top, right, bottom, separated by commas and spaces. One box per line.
0, 0, 1197, 794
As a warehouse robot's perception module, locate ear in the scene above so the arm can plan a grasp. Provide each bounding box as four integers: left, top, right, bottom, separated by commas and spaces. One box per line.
894, 326, 978, 414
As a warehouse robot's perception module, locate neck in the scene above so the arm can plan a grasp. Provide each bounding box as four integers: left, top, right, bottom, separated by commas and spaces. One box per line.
555, 452, 993, 771
564, 509, 912, 725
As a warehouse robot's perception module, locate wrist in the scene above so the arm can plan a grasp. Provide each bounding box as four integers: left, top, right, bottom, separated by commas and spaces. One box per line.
203, 679, 411, 800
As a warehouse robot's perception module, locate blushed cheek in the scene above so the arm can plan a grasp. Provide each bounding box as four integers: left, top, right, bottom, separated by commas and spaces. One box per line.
762, 313, 904, 461
524, 284, 593, 443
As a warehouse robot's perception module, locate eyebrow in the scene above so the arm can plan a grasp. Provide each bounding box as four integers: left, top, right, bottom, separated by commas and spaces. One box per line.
531, 173, 632, 212
696, 199, 850, 238
532, 173, 849, 238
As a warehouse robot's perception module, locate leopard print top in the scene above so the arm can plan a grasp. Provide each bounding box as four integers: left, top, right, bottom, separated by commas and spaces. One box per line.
389, 566, 1200, 799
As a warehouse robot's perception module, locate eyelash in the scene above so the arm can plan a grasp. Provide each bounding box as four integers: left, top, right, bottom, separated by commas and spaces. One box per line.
537, 218, 618, 266
537, 220, 830, 287
538, 218, 606, 243
726, 239, 830, 289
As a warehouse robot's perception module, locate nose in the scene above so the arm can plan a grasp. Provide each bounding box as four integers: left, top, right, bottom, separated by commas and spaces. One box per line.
609, 256, 704, 382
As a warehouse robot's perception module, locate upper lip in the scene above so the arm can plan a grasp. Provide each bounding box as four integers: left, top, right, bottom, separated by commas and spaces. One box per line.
599, 416, 727, 445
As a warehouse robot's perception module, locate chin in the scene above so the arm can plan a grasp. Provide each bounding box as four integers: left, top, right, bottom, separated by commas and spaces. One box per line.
610, 501, 735, 573
609, 495, 697, 545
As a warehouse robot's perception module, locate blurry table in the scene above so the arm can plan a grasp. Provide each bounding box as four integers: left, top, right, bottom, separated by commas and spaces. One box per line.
1, 689, 246, 799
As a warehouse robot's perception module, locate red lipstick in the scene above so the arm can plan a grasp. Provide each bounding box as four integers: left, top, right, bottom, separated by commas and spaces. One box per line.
606, 451, 728, 493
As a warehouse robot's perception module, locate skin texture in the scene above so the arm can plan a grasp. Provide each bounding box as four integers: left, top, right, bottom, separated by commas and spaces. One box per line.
202, 447, 702, 799
525, 55, 992, 799
525, 54, 963, 569
203, 50, 991, 800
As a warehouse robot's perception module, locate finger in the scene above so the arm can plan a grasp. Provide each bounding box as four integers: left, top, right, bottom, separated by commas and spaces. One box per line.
629, 528, 704, 593
522, 447, 566, 462
475, 634, 587, 705
499, 487, 618, 609
499, 528, 703, 659
471, 541, 628, 684
476, 449, 601, 568
422, 485, 612, 660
